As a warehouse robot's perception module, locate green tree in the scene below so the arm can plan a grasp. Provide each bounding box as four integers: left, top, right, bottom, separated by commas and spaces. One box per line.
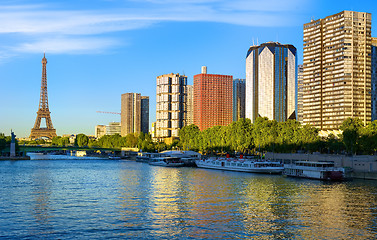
228, 118, 253, 153
51, 136, 61, 146
0, 133, 6, 152
125, 133, 138, 148
359, 120, 377, 154
252, 117, 278, 152
297, 124, 319, 152
179, 124, 200, 151
340, 117, 363, 154
75, 134, 89, 147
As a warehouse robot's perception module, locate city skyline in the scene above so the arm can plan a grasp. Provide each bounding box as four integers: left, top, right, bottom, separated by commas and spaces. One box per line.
1, 0, 377, 137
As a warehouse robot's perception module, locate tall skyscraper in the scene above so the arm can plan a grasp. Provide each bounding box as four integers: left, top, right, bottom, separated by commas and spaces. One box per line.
194, 66, 233, 131
233, 79, 246, 121
121, 93, 149, 136
372, 37, 377, 121
303, 11, 372, 130
297, 65, 304, 123
245, 42, 297, 123
141, 96, 150, 134
156, 73, 187, 140
185, 85, 194, 125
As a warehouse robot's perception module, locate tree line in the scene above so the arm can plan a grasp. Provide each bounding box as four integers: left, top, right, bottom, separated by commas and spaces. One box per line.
11, 117, 377, 155
179, 117, 377, 155
50, 132, 159, 152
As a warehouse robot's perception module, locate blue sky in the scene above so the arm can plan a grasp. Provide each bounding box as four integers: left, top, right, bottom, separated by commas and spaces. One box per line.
0, 0, 376, 138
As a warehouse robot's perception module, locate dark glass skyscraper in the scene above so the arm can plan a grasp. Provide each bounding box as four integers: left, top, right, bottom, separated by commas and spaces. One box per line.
233, 79, 246, 121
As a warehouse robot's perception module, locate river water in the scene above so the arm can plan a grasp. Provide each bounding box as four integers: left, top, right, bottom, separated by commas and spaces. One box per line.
0, 158, 376, 239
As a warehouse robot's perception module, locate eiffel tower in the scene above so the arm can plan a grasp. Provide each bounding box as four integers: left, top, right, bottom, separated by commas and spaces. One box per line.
30, 53, 57, 139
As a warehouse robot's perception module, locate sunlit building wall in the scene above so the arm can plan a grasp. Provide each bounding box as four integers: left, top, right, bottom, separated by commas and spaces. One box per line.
121, 93, 141, 136
156, 73, 187, 140
297, 65, 304, 123
245, 42, 297, 123
193, 66, 233, 131
303, 11, 372, 130
372, 38, 377, 121
95, 125, 106, 139
106, 122, 121, 135
185, 85, 194, 125
121, 93, 149, 137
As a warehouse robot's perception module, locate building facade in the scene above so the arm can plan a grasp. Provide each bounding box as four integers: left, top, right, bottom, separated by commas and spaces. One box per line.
121, 93, 149, 136
141, 96, 150, 134
245, 42, 297, 123
297, 65, 304, 123
95, 125, 106, 139
372, 37, 377, 121
106, 122, 121, 135
194, 66, 233, 131
303, 11, 372, 130
156, 73, 187, 140
233, 79, 246, 121
185, 85, 194, 125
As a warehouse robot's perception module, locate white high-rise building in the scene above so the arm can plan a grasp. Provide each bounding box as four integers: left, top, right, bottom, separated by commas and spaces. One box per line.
303, 11, 372, 130
156, 73, 187, 140
245, 42, 297, 123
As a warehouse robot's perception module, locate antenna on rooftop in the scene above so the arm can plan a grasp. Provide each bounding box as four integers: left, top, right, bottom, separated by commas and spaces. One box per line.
252, 37, 255, 46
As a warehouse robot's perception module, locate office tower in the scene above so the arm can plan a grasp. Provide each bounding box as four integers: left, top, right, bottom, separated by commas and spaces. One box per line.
194, 66, 233, 131
185, 85, 194, 125
233, 79, 246, 121
303, 11, 372, 130
297, 65, 304, 123
156, 73, 187, 140
121, 93, 140, 136
121, 93, 149, 136
245, 42, 297, 123
141, 96, 150, 134
372, 38, 377, 121
95, 125, 106, 139
106, 122, 121, 135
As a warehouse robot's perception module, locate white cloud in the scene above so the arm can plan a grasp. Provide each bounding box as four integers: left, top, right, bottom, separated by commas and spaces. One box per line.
13, 37, 121, 54
0, 0, 309, 57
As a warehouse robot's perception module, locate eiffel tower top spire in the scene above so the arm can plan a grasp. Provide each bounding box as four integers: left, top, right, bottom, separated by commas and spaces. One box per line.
39, 52, 49, 110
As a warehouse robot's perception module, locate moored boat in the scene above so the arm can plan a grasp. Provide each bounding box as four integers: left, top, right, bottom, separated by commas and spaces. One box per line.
195, 157, 284, 174
283, 161, 345, 181
149, 157, 185, 167
136, 152, 161, 162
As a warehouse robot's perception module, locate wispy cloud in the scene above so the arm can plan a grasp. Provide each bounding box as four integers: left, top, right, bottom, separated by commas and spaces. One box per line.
0, 0, 308, 57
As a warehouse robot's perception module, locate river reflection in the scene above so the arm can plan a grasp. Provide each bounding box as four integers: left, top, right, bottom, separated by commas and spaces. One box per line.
1, 160, 377, 239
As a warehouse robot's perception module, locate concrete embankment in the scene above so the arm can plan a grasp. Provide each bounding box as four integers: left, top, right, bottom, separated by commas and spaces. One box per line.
265, 152, 377, 180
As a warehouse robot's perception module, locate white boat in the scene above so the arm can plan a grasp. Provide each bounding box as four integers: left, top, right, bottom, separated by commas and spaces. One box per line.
108, 156, 121, 160
136, 152, 161, 162
149, 157, 185, 167
195, 157, 284, 174
283, 161, 345, 181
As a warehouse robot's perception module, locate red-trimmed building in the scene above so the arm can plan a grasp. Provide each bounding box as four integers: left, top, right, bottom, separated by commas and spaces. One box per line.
193, 66, 233, 131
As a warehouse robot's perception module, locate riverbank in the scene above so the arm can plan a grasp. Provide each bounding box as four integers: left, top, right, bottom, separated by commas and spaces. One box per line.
0, 156, 30, 160
266, 152, 377, 180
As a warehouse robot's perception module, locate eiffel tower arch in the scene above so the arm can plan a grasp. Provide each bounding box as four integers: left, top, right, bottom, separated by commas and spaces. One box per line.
30, 53, 57, 140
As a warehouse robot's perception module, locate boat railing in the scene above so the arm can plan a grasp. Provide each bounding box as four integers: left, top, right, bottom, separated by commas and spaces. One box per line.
284, 164, 344, 171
